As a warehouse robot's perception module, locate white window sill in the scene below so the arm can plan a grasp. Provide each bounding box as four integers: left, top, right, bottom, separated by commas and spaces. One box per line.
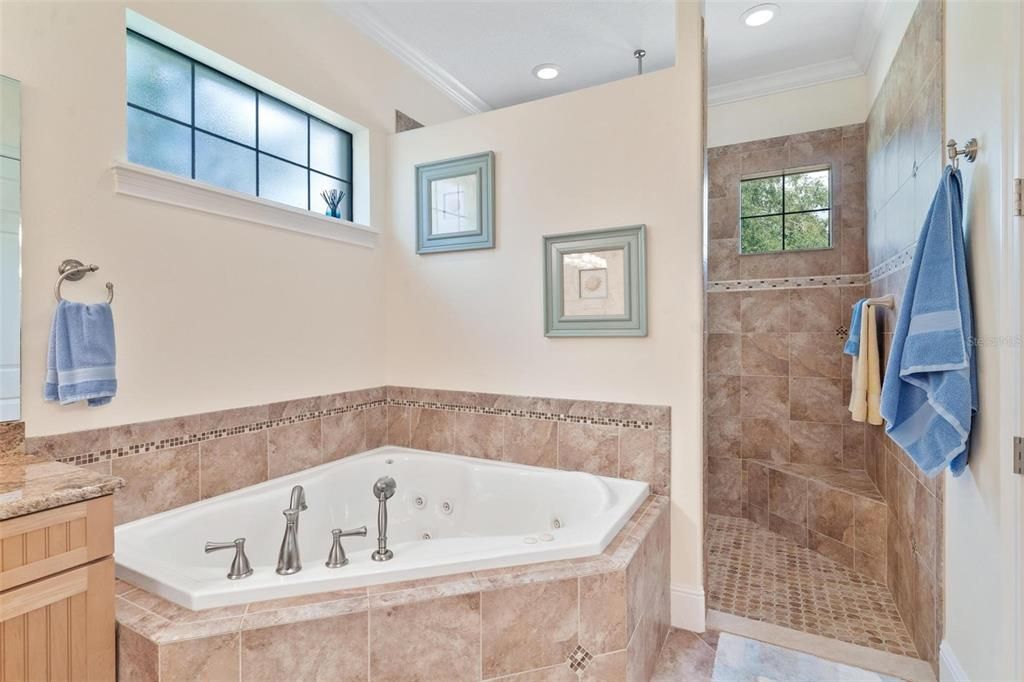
111, 161, 378, 248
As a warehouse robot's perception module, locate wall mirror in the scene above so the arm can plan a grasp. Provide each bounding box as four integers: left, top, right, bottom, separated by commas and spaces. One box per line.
1, 75, 21, 421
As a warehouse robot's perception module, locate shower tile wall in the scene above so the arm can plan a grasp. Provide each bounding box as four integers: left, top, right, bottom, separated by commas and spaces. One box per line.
864, 0, 945, 670
705, 124, 868, 524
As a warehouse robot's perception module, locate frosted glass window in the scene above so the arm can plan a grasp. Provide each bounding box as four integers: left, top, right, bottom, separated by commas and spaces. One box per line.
259, 154, 307, 209
195, 132, 256, 195
311, 172, 351, 217
258, 97, 307, 165
125, 30, 353, 219
126, 107, 191, 177
127, 33, 192, 122
310, 118, 351, 180
195, 65, 256, 146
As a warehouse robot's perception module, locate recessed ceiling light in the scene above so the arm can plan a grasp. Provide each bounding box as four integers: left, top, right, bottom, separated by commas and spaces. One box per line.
741, 3, 778, 27
533, 64, 560, 80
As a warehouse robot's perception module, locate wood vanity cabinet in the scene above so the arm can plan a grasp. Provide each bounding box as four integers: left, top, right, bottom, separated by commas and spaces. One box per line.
0, 496, 115, 681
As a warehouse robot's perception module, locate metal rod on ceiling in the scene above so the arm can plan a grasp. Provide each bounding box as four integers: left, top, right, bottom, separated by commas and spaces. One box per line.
634, 49, 646, 75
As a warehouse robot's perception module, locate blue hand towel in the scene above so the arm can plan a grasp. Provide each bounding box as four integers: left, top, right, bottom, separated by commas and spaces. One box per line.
879, 166, 977, 477
844, 298, 867, 356
43, 300, 117, 406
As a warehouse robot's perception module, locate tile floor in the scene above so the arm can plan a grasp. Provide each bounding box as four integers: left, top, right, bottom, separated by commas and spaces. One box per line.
706, 514, 918, 658
652, 629, 905, 681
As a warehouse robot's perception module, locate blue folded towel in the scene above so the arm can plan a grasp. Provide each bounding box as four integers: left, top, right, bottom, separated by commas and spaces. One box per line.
879, 166, 977, 477
844, 298, 867, 356
44, 300, 117, 406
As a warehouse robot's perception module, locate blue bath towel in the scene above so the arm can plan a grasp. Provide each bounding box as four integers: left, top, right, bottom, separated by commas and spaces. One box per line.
844, 299, 867, 356
43, 300, 117, 406
879, 166, 976, 477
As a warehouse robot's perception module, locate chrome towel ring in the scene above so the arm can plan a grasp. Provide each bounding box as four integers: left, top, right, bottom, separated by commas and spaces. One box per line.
54, 259, 114, 304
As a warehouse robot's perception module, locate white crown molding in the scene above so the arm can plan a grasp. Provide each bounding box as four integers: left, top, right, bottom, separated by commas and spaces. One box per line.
852, 0, 890, 71
708, 56, 865, 107
333, 2, 491, 115
112, 162, 379, 249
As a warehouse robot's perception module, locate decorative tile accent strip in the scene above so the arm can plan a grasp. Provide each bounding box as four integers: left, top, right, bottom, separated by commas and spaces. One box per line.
46, 398, 387, 467
29, 386, 669, 469
707, 273, 867, 292
867, 242, 917, 283
387, 398, 654, 430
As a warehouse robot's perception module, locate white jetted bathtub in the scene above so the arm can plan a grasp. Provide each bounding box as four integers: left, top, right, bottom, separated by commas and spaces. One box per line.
115, 447, 649, 609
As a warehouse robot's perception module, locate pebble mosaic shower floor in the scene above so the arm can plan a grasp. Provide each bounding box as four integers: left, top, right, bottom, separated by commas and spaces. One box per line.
706, 514, 919, 658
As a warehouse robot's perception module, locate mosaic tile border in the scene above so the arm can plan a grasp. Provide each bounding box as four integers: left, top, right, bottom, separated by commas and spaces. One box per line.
387, 399, 654, 430
41, 388, 664, 467
867, 242, 916, 283
53, 399, 387, 467
706, 273, 867, 292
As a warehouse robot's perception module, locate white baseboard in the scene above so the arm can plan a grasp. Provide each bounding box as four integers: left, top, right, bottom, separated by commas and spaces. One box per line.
670, 583, 706, 632
939, 641, 968, 682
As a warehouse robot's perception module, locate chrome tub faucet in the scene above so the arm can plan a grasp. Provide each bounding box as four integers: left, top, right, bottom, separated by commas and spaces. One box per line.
205, 537, 253, 580
371, 476, 397, 561
276, 485, 307, 575
325, 526, 368, 568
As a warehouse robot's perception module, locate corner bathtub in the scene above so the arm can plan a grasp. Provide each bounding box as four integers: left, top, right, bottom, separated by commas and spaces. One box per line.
115, 446, 649, 610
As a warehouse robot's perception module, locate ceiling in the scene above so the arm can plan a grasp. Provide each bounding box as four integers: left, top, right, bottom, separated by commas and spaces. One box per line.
335, 0, 884, 113
705, 0, 883, 104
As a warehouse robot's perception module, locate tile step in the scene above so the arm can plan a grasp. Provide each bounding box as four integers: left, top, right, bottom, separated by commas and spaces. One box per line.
748, 461, 883, 503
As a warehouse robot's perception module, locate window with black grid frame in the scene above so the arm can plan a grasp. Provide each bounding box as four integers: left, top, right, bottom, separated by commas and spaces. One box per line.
739, 167, 832, 254
125, 30, 353, 220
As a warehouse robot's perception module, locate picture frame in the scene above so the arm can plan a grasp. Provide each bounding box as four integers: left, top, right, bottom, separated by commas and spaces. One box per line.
543, 224, 647, 337
415, 151, 495, 254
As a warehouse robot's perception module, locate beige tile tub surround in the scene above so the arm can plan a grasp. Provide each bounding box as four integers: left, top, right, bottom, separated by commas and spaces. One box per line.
115, 495, 670, 682
25, 387, 670, 525
862, 0, 945, 673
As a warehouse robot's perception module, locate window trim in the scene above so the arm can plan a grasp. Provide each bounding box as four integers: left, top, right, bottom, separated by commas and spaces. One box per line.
738, 164, 833, 255
112, 161, 379, 248
124, 9, 371, 228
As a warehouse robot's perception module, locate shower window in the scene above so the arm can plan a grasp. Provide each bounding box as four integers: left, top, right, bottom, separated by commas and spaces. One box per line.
739, 167, 831, 254
126, 30, 353, 220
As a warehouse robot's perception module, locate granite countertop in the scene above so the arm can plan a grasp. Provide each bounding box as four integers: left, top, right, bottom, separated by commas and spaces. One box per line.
0, 454, 124, 521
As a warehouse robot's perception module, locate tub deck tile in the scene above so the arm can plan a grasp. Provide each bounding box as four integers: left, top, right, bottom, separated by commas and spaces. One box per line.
116, 493, 670, 680
242, 593, 370, 631
367, 576, 484, 609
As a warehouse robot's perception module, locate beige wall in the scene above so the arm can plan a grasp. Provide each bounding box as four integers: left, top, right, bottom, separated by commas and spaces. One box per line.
384, 3, 706, 606
943, 0, 1023, 680
708, 77, 869, 148
0, 1, 466, 437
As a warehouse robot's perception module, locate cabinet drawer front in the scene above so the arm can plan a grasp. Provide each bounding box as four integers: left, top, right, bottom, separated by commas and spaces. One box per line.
0, 497, 113, 591
1, 557, 115, 682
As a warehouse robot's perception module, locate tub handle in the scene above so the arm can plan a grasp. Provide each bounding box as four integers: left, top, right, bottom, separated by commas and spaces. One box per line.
326, 526, 368, 568
205, 537, 254, 580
